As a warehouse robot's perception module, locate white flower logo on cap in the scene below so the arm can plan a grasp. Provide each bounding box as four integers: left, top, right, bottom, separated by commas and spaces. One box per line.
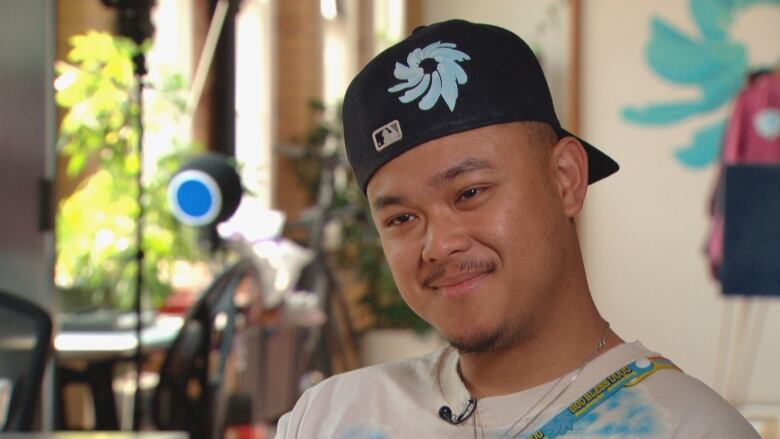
388, 41, 470, 111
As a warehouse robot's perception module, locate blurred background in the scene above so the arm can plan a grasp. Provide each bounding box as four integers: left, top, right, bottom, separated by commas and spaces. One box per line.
1, 0, 779, 437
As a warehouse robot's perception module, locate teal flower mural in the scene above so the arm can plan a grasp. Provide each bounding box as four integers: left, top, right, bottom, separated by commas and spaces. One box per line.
388, 41, 470, 111
622, 0, 780, 168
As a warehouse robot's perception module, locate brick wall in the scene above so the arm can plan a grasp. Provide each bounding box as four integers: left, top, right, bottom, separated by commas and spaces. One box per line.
272, 0, 323, 224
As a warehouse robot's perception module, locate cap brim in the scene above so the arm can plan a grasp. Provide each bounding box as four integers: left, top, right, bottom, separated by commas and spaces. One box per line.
557, 128, 619, 184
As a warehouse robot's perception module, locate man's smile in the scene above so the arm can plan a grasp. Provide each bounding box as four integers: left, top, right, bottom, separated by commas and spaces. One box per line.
423, 259, 497, 299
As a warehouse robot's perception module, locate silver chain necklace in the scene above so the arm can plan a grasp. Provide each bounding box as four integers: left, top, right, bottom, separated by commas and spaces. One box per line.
471, 321, 611, 439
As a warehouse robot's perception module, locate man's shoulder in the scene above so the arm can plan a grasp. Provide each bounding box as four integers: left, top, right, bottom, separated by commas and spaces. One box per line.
275, 347, 458, 438
627, 347, 760, 437
643, 366, 743, 413
303, 347, 446, 401
574, 342, 758, 437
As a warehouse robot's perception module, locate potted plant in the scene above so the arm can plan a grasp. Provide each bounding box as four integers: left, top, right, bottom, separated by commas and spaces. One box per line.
54, 31, 206, 312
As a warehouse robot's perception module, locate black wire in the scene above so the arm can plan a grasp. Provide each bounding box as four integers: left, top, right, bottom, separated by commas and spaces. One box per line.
132, 50, 147, 432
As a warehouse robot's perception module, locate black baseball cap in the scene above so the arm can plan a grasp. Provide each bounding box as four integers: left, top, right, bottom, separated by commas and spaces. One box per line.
342, 19, 619, 193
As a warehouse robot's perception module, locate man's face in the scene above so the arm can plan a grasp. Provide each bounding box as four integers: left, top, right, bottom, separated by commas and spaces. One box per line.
366, 122, 575, 353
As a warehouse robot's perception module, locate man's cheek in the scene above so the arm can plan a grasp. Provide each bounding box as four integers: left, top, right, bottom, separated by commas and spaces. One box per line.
384, 244, 408, 269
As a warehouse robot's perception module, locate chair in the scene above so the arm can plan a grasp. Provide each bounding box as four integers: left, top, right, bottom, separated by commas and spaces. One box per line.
152, 259, 254, 439
0, 289, 53, 431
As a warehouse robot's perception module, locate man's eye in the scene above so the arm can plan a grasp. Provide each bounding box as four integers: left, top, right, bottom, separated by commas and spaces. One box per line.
387, 213, 415, 227
458, 187, 483, 201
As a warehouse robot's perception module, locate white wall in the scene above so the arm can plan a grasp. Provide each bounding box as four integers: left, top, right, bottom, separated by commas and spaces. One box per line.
423, 0, 574, 127
0, 1, 57, 429
580, 1, 780, 405
420, 0, 780, 407
0, 0, 56, 309
236, 0, 275, 208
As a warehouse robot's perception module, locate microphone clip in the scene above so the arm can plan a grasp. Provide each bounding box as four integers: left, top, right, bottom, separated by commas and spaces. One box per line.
438, 397, 477, 425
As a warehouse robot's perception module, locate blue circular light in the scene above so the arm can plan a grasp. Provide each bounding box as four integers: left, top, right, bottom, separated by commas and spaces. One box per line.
177, 180, 213, 217
168, 170, 222, 226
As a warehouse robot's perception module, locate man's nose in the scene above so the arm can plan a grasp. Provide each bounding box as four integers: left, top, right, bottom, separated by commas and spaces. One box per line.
421, 212, 470, 263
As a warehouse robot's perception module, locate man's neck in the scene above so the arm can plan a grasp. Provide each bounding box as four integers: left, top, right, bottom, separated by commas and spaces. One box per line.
457, 317, 623, 399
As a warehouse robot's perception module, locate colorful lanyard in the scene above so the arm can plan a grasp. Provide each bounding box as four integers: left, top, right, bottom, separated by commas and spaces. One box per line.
524, 357, 680, 439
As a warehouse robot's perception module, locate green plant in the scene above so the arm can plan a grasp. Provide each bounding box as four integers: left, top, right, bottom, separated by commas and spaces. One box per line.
55, 31, 205, 311
294, 102, 430, 333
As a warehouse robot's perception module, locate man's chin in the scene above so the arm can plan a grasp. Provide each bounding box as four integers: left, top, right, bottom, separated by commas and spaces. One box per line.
449, 340, 496, 354
447, 327, 506, 354
446, 318, 529, 354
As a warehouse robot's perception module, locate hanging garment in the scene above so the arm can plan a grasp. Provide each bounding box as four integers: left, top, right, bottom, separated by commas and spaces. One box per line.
707, 71, 780, 295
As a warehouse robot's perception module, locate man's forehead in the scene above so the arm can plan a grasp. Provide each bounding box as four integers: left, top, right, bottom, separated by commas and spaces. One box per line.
366, 147, 505, 211
372, 155, 495, 195
365, 122, 535, 195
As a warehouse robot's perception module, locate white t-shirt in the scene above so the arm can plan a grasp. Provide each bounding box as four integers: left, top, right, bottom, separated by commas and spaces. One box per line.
275, 341, 759, 438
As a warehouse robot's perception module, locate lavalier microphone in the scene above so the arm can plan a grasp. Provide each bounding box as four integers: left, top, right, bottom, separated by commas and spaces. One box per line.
438, 397, 477, 425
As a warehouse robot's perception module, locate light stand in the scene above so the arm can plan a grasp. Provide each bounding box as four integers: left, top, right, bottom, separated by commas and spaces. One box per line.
101, 0, 156, 431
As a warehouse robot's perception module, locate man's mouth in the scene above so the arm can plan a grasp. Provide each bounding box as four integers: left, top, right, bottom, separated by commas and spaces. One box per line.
422, 258, 497, 297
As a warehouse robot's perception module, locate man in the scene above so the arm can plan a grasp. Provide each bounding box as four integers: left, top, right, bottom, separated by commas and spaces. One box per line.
275, 19, 759, 438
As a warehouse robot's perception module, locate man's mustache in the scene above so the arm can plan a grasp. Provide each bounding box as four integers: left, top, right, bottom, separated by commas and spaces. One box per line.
422, 258, 498, 288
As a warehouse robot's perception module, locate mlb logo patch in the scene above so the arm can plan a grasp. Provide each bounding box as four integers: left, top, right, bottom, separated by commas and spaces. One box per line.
372, 120, 403, 151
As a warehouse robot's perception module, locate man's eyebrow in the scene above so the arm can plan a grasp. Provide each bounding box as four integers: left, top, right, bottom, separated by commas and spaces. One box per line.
371, 194, 406, 211
371, 158, 494, 210
427, 157, 495, 186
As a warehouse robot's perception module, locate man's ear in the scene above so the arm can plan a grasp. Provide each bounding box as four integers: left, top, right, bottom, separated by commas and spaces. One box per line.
551, 136, 588, 217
